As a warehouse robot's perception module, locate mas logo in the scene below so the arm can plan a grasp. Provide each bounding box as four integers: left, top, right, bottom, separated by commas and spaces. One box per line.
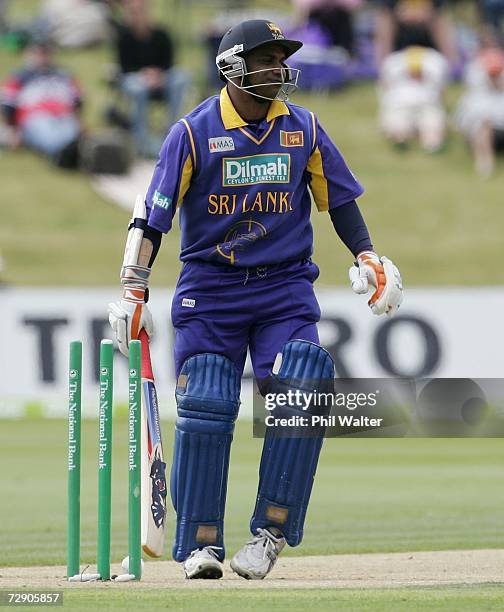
280, 130, 304, 147
222, 154, 290, 186
209, 136, 235, 153
152, 190, 172, 210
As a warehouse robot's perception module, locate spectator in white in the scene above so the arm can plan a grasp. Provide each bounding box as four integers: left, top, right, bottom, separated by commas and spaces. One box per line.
454, 45, 504, 177
378, 45, 449, 152
373, 0, 458, 68
0, 39, 83, 167
292, 0, 363, 55
114, 0, 190, 158
36, 0, 109, 48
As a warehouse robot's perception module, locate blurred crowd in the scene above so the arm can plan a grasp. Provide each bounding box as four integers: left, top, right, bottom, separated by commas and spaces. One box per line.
0, 0, 503, 177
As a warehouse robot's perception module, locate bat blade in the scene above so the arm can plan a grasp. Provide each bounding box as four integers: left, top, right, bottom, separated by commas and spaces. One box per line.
138, 329, 167, 558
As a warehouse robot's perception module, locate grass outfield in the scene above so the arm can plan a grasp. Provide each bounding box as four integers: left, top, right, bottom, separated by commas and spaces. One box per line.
1, 419, 503, 568
0, 585, 502, 611
1, 3, 504, 286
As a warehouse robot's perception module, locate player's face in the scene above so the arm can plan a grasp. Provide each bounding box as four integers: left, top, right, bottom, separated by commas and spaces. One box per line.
243, 44, 288, 100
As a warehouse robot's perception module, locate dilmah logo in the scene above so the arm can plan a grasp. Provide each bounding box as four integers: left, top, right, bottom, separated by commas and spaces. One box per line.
182, 298, 196, 308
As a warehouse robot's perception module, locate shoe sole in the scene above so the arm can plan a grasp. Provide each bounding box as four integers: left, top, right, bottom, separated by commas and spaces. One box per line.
230, 559, 264, 581
185, 563, 223, 580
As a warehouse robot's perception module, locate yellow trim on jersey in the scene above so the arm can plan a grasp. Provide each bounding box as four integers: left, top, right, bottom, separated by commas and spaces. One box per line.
238, 119, 276, 145
220, 87, 247, 129
219, 87, 290, 130
266, 99, 290, 122
306, 146, 328, 211
181, 118, 196, 169
177, 154, 193, 208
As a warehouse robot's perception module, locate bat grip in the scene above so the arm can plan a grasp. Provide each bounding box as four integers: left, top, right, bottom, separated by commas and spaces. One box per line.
138, 328, 154, 380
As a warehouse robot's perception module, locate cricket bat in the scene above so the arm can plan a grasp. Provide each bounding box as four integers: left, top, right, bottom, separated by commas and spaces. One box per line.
138, 328, 167, 557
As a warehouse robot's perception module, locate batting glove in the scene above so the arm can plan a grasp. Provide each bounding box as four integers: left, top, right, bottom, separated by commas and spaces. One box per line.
349, 250, 403, 316
108, 265, 154, 357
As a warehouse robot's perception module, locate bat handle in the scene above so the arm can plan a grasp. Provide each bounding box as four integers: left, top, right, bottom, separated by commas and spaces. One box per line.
138, 328, 154, 379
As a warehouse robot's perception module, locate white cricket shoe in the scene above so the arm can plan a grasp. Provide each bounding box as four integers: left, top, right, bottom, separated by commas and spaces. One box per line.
183, 546, 223, 579
230, 528, 286, 580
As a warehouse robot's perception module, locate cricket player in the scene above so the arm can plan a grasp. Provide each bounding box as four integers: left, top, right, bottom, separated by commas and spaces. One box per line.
454, 46, 504, 177
109, 19, 403, 580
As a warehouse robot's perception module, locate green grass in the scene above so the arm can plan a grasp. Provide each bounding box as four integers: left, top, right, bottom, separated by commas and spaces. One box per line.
1, 4, 503, 286
0, 584, 499, 611
1, 419, 503, 568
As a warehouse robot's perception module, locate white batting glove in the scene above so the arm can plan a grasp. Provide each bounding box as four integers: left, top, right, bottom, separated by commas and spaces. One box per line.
349, 250, 403, 316
108, 265, 154, 357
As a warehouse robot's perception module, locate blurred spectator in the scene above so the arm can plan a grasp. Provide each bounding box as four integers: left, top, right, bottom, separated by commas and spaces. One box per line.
373, 0, 458, 67
0, 39, 83, 168
292, 0, 363, 55
112, 0, 190, 158
378, 45, 449, 152
35, 0, 110, 48
454, 44, 504, 177
478, 0, 504, 43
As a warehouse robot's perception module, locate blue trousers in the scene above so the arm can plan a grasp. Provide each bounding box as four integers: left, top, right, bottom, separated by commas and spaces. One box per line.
171, 259, 321, 378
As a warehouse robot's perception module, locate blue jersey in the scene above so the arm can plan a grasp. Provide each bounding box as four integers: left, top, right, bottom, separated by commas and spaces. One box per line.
145, 87, 364, 267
